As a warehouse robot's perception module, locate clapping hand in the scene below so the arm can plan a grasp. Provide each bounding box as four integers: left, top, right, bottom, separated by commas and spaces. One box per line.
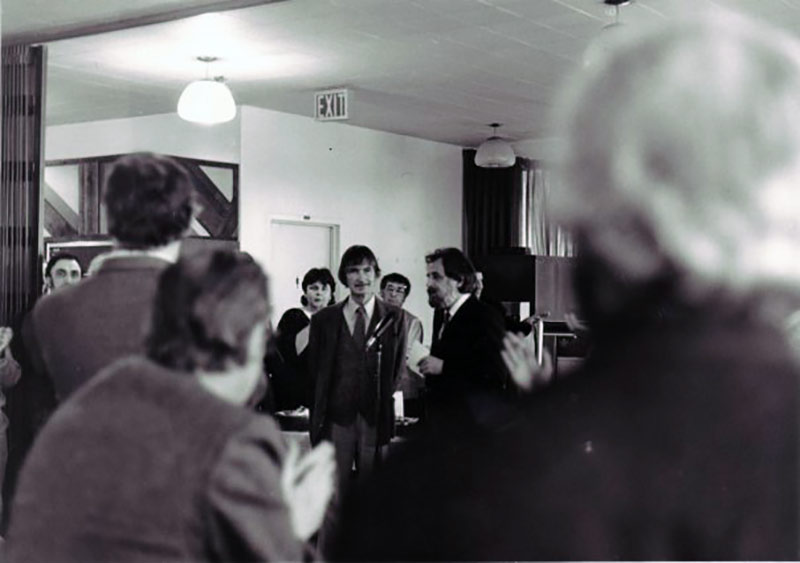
501, 331, 553, 392
0, 327, 14, 361
280, 440, 335, 541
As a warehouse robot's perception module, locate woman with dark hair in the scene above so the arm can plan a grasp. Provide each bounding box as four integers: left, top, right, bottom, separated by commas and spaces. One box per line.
272, 268, 336, 410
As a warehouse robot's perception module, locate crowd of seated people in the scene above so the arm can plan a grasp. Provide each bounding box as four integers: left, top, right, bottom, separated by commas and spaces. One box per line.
1, 8, 800, 562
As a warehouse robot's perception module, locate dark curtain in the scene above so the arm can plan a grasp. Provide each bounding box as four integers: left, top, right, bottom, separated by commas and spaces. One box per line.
1, 44, 45, 532
1, 45, 44, 327
462, 148, 530, 257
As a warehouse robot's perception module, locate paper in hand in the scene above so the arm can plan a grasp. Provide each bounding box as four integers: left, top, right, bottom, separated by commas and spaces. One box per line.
406, 340, 429, 376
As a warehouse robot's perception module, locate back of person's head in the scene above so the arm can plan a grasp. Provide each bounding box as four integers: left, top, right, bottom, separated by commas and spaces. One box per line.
146, 250, 269, 373
552, 11, 800, 317
301, 267, 337, 306
425, 247, 476, 293
104, 152, 195, 249
380, 272, 411, 295
338, 245, 381, 284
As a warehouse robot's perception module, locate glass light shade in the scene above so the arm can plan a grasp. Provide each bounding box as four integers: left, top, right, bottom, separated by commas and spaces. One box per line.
177, 79, 237, 125
475, 136, 516, 168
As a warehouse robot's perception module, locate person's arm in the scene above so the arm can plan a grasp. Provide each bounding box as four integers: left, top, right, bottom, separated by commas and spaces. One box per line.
21, 312, 58, 429
408, 317, 423, 345
295, 326, 310, 355
477, 304, 509, 389
306, 313, 327, 444
205, 418, 334, 561
501, 331, 554, 392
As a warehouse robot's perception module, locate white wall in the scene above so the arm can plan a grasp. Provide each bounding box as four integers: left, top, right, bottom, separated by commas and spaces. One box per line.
44, 107, 463, 342
46, 113, 241, 162
240, 106, 462, 340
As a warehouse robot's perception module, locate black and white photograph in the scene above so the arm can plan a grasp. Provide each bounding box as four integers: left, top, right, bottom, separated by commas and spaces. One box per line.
1, 0, 799, 560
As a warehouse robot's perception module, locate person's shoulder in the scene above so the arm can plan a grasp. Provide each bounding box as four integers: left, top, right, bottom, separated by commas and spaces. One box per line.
232, 411, 286, 460
279, 308, 307, 325
473, 294, 504, 320
457, 294, 487, 317
314, 301, 344, 322
30, 282, 84, 327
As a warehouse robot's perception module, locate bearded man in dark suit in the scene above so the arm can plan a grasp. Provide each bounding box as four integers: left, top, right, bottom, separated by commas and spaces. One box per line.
418, 247, 508, 434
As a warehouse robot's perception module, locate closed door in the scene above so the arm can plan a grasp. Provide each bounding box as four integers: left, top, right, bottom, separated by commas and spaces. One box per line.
269, 220, 338, 327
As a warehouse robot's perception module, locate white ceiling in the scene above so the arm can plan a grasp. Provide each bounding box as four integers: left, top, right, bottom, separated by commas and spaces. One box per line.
5, 0, 800, 152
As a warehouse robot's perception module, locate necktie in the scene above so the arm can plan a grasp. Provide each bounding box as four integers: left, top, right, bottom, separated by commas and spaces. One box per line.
438, 309, 450, 341
353, 306, 367, 350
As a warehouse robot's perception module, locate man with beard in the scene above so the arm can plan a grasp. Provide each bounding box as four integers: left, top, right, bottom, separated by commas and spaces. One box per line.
417, 247, 507, 435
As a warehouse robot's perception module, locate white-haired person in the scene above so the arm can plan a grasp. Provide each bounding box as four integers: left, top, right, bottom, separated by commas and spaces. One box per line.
336, 11, 800, 561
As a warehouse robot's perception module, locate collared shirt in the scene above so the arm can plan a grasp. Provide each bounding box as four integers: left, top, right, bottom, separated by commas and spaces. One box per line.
343, 295, 376, 336
447, 293, 471, 321
92, 245, 179, 275
437, 293, 470, 341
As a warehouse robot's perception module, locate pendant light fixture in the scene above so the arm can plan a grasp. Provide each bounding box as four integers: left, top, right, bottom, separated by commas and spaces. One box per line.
177, 56, 237, 125
474, 123, 516, 168
584, 0, 631, 67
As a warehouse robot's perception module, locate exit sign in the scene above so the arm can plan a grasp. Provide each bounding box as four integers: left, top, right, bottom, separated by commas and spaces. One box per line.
315, 88, 348, 121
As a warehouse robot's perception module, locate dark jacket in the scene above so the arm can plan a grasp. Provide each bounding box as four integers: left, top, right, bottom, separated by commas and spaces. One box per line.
308, 298, 406, 446
428, 294, 508, 430
337, 301, 800, 560
273, 307, 312, 410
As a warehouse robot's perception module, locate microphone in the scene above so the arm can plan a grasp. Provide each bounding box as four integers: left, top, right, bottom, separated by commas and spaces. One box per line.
366, 311, 397, 350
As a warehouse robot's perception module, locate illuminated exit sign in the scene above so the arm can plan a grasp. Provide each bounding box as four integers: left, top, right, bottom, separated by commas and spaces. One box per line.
315, 88, 348, 121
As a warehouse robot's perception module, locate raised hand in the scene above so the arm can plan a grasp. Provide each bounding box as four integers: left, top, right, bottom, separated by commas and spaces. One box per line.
501, 331, 553, 392
0, 327, 13, 359
280, 440, 335, 541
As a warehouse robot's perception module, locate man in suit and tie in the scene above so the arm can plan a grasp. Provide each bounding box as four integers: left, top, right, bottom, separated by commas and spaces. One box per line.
308, 245, 406, 485
24, 153, 197, 401
307, 245, 406, 555
418, 247, 507, 434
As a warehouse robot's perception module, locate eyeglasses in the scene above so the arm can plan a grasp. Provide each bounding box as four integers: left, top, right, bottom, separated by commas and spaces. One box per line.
383, 283, 408, 295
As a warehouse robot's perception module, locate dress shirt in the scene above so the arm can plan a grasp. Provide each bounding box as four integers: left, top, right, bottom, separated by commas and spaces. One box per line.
438, 293, 471, 340
343, 296, 376, 335
447, 293, 471, 320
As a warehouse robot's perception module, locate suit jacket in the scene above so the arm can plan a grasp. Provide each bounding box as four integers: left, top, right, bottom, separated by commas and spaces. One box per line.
308, 297, 406, 446
23, 255, 170, 400
428, 294, 507, 428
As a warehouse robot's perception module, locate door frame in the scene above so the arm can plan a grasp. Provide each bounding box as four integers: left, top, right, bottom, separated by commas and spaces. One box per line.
268, 215, 342, 297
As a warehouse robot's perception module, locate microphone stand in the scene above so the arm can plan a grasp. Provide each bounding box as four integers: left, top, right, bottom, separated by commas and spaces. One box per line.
374, 339, 383, 466
367, 313, 396, 466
